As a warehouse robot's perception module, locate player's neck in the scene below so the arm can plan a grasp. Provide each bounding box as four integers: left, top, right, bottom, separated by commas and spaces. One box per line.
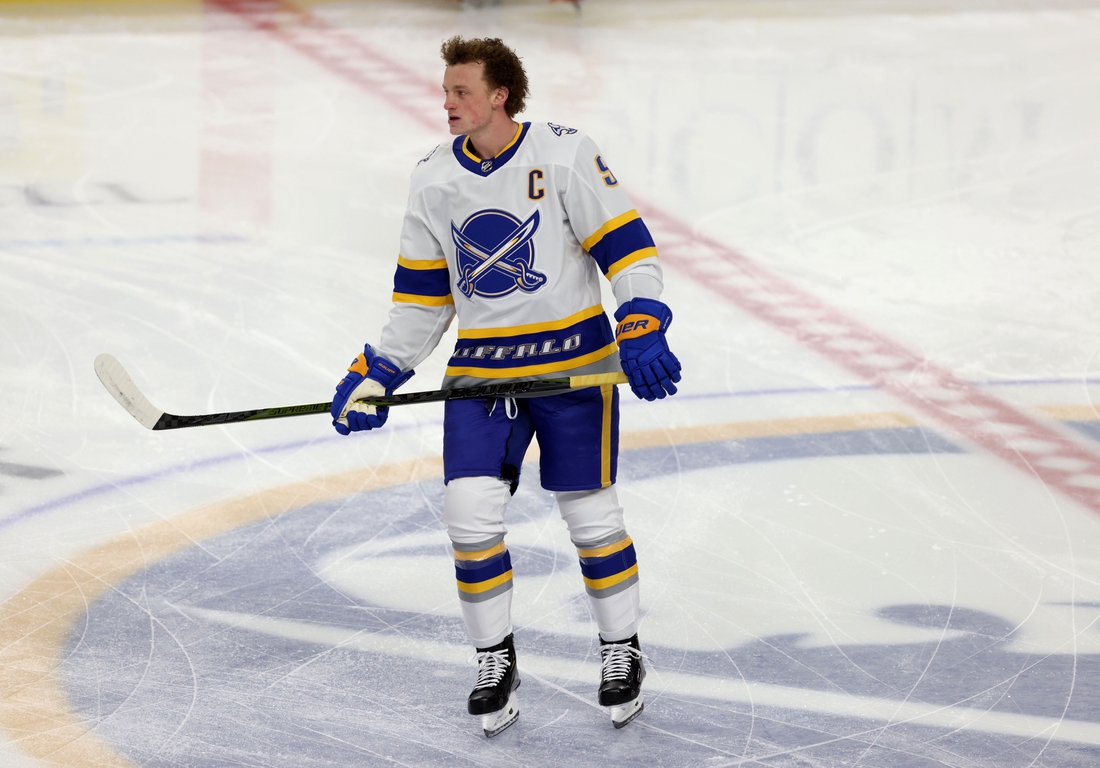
467, 117, 520, 161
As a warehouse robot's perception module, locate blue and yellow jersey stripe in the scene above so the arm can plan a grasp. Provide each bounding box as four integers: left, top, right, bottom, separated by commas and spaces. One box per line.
445, 304, 617, 379
582, 209, 659, 279
392, 254, 453, 306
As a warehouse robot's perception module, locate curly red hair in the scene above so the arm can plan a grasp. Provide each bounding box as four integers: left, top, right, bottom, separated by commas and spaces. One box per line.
441, 36, 529, 118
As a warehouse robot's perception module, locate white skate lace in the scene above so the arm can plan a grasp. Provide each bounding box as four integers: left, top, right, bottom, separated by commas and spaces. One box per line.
600, 643, 645, 682
470, 649, 511, 690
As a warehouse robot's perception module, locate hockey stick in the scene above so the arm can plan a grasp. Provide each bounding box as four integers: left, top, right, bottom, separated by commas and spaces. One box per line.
94, 353, 626, 431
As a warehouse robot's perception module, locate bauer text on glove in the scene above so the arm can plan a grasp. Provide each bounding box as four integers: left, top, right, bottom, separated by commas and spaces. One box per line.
614, 298, 682, 401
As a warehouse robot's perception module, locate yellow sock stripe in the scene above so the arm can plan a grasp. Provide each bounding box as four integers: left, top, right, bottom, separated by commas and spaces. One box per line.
456, 571, 513, 594
453, 542, 507, 561
577, 536, 633, 560
582, 563, 639, 591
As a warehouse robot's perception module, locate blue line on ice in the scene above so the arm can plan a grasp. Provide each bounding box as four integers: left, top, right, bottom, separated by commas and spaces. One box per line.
4, 378, 1098, 530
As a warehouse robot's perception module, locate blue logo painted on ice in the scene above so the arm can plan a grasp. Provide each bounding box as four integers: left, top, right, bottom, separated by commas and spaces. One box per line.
451, 207, 548, 299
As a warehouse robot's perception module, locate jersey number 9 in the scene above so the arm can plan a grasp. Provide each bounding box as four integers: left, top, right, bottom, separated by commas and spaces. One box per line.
595, 155, 618, 187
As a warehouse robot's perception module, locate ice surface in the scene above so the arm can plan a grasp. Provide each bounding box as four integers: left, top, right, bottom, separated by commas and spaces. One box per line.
2, 0, 1100, 766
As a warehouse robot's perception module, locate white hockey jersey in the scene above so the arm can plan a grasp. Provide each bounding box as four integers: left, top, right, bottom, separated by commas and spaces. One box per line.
377, 121, 663, 387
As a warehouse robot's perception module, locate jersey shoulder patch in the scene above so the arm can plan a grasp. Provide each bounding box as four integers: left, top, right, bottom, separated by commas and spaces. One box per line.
409, 142, 459, 191
547, 122, 578, 137
417, 144, 441, 166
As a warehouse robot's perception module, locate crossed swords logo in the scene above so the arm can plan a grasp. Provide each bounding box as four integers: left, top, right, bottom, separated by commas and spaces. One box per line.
451, 209, 548, 298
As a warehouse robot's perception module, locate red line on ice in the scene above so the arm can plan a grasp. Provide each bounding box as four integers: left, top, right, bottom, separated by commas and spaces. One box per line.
639, 204, 1100, 514
207, 0, 1100, 516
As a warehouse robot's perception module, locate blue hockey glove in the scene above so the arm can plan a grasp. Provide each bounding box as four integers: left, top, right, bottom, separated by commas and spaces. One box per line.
614, 298, 682, 401
331, 344, 414, 435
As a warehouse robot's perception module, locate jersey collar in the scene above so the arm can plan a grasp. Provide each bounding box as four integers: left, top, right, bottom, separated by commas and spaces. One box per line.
452, 122, 530, 176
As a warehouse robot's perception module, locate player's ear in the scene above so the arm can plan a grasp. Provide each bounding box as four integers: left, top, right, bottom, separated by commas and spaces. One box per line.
492, 86, 509, 110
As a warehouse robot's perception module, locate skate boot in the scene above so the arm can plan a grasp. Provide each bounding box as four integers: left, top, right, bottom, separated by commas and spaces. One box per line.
468, 633, 520, 737
598, 634, 646, 728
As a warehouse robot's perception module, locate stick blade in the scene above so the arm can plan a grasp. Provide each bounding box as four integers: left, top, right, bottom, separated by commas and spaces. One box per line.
94, 353, 165, 430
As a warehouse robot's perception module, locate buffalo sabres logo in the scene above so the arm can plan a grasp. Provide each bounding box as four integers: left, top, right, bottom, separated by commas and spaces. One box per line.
548, 122, 577, 137
418, 145, 438, 165
451, 208, 547, 299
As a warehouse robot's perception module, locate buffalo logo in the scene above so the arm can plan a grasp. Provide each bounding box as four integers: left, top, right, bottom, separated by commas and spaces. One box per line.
451, 208, 547, 299
418, 146, 438, 165
548, 123, 577, 137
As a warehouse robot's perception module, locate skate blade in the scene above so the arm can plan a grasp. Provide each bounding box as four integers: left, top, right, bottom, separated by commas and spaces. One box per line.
609, 694, 644, 729
480, 692, 519, 738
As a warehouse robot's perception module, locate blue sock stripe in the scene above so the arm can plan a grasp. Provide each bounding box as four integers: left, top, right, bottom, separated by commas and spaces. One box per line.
578, 543, 637, 581
455, 551, 513, 584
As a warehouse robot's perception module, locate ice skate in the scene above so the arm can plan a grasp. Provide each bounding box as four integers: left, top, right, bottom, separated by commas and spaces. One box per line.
598, 634, 646, 728
468, 633, 520, 737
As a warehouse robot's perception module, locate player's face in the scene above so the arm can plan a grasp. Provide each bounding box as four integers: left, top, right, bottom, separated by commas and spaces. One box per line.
443, 62, 501, 137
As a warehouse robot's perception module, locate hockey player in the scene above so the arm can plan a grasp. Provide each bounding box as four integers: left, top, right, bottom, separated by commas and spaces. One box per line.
330, 36, 680, 736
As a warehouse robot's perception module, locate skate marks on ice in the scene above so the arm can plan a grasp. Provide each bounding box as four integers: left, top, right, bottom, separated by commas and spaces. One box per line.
206, 0, 1100, 520
0, 446, 63, 509
3, 418, 1098, 766
0, 458, 444, 768
0, 448, 62, 482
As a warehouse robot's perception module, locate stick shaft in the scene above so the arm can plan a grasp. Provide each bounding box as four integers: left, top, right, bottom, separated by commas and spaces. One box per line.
93, 350, 626, 431
153, 373, 625, 430
152, 402, 333, 430
356, 372, 625, 407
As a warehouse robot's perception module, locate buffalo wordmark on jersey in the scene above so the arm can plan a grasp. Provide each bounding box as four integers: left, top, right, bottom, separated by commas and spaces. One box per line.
378, 122, 662, 387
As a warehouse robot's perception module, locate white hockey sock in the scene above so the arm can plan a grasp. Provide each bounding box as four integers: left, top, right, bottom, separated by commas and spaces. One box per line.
557, 486, 641, 641
575, 531, 641, 642
444, 476, 516, 648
